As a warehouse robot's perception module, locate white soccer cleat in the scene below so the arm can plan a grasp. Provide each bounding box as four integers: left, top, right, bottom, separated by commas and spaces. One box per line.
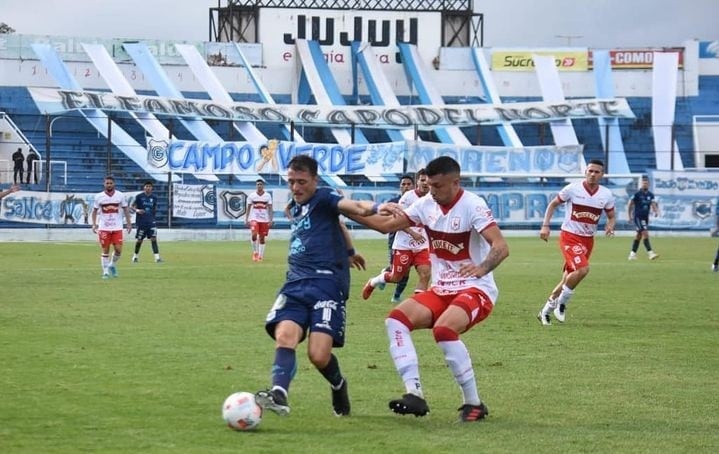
648, 251, 659, 260
628, 251, 637, 261
553, 303, 566, 323
712, 264, 718, 272
537, 310, 551, 326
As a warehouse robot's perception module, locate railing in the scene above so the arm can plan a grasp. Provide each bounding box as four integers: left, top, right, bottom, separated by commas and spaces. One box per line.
36, 160, 68, 186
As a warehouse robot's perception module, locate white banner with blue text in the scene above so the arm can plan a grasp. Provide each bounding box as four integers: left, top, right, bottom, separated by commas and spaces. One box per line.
0, 190, 138, 225
406, 142, 584, 175
28, 87, 635, 130
149, 139, 405, 176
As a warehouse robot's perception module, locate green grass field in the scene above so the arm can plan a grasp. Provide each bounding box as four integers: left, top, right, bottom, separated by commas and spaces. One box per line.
1, 236, 717, 453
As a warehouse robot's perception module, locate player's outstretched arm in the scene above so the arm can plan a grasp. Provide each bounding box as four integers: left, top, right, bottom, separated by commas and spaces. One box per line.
459, 225, 509, 278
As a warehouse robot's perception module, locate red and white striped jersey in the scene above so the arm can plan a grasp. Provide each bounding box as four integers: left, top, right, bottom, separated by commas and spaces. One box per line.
93, 190, 127, 231
404, 189, 500, 303
247, 191, 273, 222
391, 189, 429, 251
556, 181, 615, 237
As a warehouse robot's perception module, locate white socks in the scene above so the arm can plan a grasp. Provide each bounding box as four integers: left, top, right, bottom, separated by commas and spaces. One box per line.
385, 317, 423, 397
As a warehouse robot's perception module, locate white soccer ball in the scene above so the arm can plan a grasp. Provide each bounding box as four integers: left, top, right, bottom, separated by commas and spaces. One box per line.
222, 392, 263, 431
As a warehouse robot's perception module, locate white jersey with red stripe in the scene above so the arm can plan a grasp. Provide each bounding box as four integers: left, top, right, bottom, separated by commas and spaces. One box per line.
247, 191, 273, 222
391, 189, 429, 251
404, 189, 500, 303
557, 181, 616, 237
93, 190, 127, 231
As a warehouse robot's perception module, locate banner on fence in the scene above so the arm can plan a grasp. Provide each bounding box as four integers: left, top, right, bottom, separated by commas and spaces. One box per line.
28, 87, 635, 129
149, 139, 405, 176
406, 142, 584, 175
0, 190, 137, 225
172, 184, 215, 219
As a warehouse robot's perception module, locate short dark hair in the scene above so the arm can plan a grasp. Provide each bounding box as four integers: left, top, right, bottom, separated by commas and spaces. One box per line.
416, 168, 427, 178
143, 181, 153, 187
425, 156, 460, 177
400, 175, 414, 184
288, 155, 318, 177
104, 175, 115, 181
256, 179, 265, 184
588, 159, 605, 168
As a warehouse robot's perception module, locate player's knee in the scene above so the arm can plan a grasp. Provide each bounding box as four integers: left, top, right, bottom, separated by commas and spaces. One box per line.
432, 325, 459, 342
386, 309, 414, 331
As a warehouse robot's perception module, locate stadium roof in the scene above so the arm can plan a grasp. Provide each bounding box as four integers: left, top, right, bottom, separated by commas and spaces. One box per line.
220, 0, 473, 12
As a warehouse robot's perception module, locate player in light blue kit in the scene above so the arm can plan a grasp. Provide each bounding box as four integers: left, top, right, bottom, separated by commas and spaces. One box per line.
131, 181, 163, 263
255, 155, 383, 417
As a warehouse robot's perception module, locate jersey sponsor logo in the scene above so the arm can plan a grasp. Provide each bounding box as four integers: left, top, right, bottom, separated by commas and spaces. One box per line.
571, 209, 600, 222
100, 203, 120, 214
431, 239, 465, 255
289, 238, 306, 255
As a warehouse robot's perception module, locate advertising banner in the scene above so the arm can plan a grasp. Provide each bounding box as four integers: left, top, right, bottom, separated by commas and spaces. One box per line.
491, 48, 589, 71
258, 9, 441, 68
588, 48, 684, 69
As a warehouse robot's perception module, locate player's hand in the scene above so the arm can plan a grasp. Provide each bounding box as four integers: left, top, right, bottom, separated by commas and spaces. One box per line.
539, 225, 550, 242
605, 228, 615, 238
91, 224, 98, 234
349, 253, 366, 270
458, 262, 483, 278
126, 224, 133, 233
378, 202, 403, 217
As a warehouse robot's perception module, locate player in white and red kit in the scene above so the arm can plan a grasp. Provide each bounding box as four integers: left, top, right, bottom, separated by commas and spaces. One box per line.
91, 175, 132, 279
245, 179, 273, 261
537, 159, 616, 325
349, 156, 509, 423
362, 169, 431, 300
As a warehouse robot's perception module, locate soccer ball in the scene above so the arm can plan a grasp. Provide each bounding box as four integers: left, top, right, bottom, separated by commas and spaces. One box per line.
222, 392, 263, 431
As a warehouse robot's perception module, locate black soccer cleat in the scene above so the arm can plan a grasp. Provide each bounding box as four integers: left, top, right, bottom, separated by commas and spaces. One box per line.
331, 378, 351, 416
255, 388, 290, 416
458, 402, 489, 422
389, 393, 430, 417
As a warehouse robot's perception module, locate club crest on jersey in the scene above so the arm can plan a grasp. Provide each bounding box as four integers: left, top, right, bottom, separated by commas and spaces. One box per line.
431, 239, 465, 255
451, 216, 461, 230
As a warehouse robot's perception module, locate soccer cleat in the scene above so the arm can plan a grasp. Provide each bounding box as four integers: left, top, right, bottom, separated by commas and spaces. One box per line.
257, 255, 263, 262
362, 279, 375, 300
108, 265, 118, 278
648, 251, 659, 260
553, 303, 566, 323
155, 258, 163, 263
388, 393, 429, 417
101, 272, 110, 280
628, 251, 637, 261
712, 264, 718, 272
537, 310, 551, 326
252, 252, 259, 262
458, 402, 489, 422
255, 388, 290, 416
390, 296, 401, 304
331, 379, 351, 416
131, 256, 138, 263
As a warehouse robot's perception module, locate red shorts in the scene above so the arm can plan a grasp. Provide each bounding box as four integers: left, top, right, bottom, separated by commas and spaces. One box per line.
98, 230, 123, 248
559, 230, 594, 272
413, 288, 494, 329
250, 221, 270, 236
388, 248, 431, 279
